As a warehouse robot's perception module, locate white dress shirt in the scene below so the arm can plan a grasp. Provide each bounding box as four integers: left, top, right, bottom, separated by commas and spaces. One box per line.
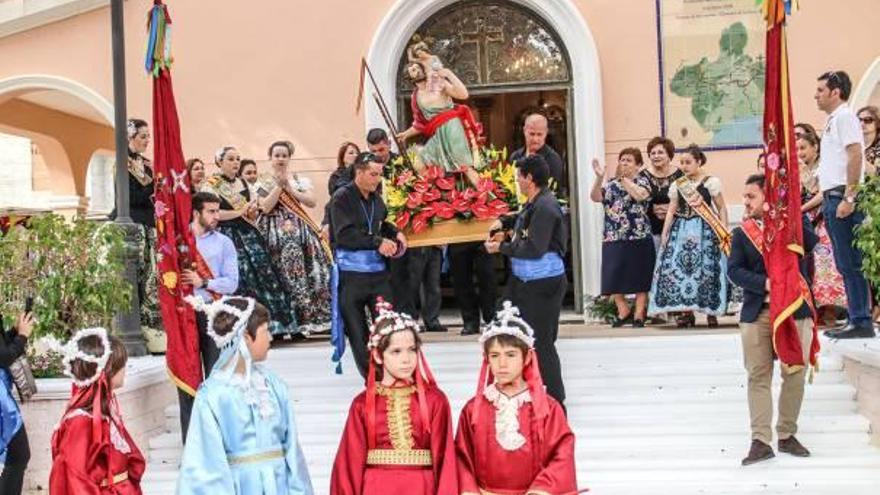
818, 103, 865, 192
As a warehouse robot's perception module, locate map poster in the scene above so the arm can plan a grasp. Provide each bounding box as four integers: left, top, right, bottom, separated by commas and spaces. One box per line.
657, 0, 766, 150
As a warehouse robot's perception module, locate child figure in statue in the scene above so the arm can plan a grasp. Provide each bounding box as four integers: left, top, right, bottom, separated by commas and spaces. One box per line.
407, 35, 445, 94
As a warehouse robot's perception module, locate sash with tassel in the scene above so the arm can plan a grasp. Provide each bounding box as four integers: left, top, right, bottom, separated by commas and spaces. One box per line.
675, 176, 732, 255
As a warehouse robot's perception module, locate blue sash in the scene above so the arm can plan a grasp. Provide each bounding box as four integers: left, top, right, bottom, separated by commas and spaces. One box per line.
511, 252, 565, 282
0, 369, 23, 463
330, 249, 386, 374
335, 249, 386, 273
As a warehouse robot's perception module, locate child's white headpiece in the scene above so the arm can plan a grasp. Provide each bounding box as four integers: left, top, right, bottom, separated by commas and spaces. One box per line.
368, 298, 421, 349
62, 327, 112, 388
479, 301, 535, 348
184, 295, 256, 348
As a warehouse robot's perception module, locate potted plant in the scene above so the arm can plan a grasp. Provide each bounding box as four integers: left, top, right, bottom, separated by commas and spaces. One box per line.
0, 214, 132, 376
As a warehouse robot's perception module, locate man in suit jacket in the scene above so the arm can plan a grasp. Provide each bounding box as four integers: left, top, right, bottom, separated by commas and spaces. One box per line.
728, 173, 818, 466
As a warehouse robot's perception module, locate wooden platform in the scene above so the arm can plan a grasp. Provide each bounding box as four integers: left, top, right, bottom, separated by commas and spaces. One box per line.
405, 217, 495, 247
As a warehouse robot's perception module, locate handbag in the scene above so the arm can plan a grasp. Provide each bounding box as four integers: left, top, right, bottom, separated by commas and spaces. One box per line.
7, 354, 37, 401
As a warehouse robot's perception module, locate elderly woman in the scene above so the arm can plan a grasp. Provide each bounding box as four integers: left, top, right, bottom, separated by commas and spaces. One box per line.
591, 148, 656, 327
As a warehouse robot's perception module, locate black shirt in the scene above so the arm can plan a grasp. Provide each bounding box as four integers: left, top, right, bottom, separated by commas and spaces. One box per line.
640, 168, 684, 235
110, 151, 155, 228
499, 189, 568, 259
329, 182, 398, 250
0, 317, 27, 369
211, 174, 254, 230
510, 145, 565, 194
323, 166, 354, 226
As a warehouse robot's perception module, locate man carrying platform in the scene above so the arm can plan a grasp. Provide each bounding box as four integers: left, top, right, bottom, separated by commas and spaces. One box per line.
330, 152, 407, 378
485, 154, 568, 408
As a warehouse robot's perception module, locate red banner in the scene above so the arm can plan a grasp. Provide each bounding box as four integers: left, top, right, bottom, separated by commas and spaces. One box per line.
148, 1, 202, 395
761, 1, 818, 372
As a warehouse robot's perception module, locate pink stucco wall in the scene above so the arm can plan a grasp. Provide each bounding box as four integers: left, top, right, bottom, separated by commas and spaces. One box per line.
0, 0, 877, 212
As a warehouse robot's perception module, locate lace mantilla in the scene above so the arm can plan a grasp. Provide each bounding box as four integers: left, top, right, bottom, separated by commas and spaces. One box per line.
483, 385, 531, 451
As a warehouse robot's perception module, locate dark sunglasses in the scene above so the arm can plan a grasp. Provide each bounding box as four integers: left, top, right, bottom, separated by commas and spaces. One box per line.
860, 117, 876, 124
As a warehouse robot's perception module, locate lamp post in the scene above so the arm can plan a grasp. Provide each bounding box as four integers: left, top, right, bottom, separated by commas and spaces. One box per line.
111, 0, 147, 356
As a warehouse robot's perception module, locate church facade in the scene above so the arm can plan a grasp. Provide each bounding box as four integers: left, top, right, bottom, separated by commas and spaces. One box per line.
1, 0, 878, 306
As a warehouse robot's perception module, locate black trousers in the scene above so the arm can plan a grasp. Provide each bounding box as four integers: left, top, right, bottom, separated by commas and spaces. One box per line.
177, 311, 221, 444
340, 271, 392, 379
389, 253, 415, 316
407, 247, 443, 327
504, 274, 567, 406
0, 425, 29, 495
449, 242, 498, 329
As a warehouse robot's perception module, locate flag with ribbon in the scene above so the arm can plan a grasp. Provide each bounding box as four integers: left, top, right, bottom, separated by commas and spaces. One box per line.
757, 0, 818, 374
146, 0, 203, 395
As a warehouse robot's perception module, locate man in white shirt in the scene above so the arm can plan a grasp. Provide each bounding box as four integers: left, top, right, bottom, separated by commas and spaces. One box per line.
815, 70, 875, 339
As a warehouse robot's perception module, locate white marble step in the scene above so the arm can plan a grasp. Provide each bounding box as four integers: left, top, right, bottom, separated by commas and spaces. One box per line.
140, 334, 880, 495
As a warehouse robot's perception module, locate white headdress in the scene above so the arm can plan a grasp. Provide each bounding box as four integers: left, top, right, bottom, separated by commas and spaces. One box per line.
215, 146, 234, 164
368, 298, 421, 349
184, 295, 256, 348
478, 301, 535, 348
126, 120, 139, 139
62, 327, 113, 388
185, 295, 275, 418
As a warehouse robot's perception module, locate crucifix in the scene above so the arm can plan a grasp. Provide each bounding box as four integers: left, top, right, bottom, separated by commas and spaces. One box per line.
461, 19, 504, 84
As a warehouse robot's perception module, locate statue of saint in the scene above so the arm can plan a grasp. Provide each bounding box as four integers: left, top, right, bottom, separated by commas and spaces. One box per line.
396, 41, 483, 187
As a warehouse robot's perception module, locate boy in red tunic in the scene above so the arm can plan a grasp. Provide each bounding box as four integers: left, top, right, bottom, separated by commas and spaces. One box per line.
330, 299, 457, 494
49, 327, 145, 494
455, 301, 580, 495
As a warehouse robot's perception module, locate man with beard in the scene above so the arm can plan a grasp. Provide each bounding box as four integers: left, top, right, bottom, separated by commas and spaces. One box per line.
178, 191, 240, 442
728, 174, 819, 466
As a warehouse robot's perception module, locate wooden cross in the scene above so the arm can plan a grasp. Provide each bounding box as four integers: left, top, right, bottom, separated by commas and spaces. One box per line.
460, 20, 504, 84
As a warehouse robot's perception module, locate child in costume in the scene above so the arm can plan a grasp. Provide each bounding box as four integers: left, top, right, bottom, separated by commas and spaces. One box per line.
455, 301, 580, 495
330, 299, 457, 495
49, 327, 145, 494
177, 296, 313, 494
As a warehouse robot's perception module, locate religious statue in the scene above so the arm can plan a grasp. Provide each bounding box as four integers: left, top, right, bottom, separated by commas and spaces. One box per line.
396, 38, 484, 187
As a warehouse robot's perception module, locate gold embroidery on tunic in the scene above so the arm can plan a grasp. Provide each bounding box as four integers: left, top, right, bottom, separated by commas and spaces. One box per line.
365, 448, 432, 466
377, 385, 416, 451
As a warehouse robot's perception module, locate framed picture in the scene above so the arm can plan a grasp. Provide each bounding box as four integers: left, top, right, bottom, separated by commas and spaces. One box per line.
656, 0, 767, 150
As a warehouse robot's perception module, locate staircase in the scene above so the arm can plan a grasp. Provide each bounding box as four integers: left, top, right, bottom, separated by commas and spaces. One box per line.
140, 333, 880, 494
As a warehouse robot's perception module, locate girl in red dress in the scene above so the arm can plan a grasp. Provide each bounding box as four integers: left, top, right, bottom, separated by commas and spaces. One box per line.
49, 328, 145, 494
455, 301, 581, 495
330, 299, 457, 495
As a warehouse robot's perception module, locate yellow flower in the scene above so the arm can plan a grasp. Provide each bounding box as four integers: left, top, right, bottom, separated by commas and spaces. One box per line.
386, 187, 407, 209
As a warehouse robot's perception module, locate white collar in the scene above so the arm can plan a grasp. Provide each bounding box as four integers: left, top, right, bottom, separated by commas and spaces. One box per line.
483, 384, 531, 451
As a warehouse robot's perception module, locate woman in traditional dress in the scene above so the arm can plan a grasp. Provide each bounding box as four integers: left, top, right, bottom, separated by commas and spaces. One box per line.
110, 118, 161, 334
799, 133, 848, 327
649, 144, 729, 327
186, 158, 206, 192
203, 146, 299, 337
255, 141, 333, 334
591, 149, 655, 327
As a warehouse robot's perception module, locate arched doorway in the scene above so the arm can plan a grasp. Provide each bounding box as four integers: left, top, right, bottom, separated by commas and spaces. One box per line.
0, 75, 115, 216
367, 0, 605, 311
396, 0, 578, 307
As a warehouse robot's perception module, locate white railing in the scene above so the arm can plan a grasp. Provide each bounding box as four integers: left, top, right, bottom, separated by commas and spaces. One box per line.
0, 0, 108, 38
